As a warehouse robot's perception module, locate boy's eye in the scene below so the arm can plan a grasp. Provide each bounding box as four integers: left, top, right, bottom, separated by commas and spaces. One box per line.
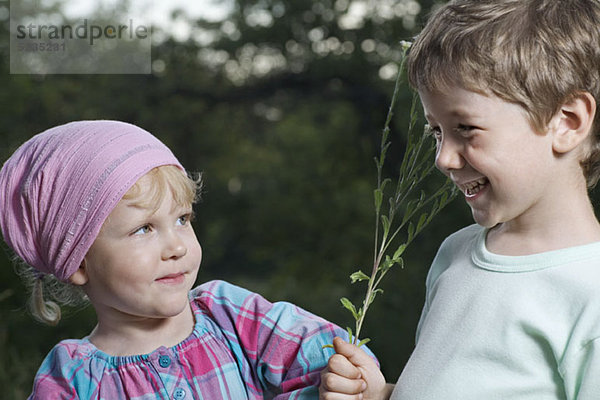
454, 124, 476, 135
424, 124, 442, 140
133, 225, 151, 235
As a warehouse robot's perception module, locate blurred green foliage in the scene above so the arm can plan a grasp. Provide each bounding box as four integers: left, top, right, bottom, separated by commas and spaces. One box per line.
0, 0, 477, 397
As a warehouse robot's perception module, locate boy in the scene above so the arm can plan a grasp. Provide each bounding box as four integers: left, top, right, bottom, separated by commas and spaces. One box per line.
319, 0, 600, 398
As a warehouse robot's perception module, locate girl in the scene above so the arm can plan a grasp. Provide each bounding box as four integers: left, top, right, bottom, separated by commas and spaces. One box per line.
0, 120, 367, 399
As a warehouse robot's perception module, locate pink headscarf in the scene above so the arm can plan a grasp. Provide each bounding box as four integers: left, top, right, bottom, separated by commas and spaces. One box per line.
0, 120, 183, 281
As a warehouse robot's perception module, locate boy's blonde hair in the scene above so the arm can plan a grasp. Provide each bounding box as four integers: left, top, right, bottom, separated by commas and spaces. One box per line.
407, 0, 600, 187
25, 165, 202, 325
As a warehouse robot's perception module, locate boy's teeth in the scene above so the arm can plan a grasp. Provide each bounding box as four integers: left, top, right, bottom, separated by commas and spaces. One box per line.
464, 178, 488, 196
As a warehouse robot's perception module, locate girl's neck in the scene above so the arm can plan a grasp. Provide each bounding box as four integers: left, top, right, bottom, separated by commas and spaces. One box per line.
88, 303, 195, 356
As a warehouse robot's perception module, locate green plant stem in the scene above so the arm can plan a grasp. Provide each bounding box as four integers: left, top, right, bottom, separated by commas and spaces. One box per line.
354, 49, 409, 344
340, 42, 457, 347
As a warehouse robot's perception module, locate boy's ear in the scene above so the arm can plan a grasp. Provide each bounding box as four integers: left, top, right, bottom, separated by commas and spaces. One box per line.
68, 259, 89, 286
551, 92, 596, 154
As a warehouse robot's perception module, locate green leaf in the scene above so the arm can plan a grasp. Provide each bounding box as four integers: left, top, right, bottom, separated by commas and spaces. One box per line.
341, 298, 359, 320
374, 189, 383, 212
322, 344, 334, 349
381, 178, 391, 191
417, 213, 428, 232
440, 191, 448, 207
368, 288, 384, 306
380, 255, 394, 273
357, 338, 371, 347
408, 222, 415, 242
374, 156, 381, 169
381, 215, 391, 237
402, 200, 417, 225
381, 142, 391, 161
350, 270, 370, 284
393, 244, 407, 260
430, 199, 440, 215
346, 326, 354, 343
397, 257, 405, 269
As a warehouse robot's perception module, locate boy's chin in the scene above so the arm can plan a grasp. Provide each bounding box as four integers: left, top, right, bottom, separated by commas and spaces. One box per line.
470, 210, 498, 229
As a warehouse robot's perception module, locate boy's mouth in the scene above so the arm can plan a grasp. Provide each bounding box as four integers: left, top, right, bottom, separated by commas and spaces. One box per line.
462, 178, 489, 198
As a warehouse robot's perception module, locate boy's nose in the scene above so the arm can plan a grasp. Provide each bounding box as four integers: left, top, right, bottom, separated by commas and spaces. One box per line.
161, 231, 187, 260
435, 137, 465, 173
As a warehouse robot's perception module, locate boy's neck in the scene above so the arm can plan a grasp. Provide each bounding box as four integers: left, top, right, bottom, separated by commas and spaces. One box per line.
486, 185, 600, 256
88, 303, 195, 356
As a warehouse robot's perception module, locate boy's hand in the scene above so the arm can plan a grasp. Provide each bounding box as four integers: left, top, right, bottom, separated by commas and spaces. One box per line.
319, 337, 393, 400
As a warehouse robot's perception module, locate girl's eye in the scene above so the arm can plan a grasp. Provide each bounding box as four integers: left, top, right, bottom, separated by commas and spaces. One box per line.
133, 225, 151, 235
176, 213, 193, 226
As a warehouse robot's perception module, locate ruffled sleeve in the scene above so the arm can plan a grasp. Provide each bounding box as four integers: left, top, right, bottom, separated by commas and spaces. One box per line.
29, 340, 94, 400
193, 280, 376, 399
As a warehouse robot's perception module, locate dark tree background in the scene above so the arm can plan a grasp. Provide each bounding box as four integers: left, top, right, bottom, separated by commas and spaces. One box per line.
0, 1, 480, 398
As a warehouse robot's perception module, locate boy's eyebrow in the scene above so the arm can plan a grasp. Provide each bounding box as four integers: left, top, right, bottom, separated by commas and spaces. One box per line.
449, 106, 478, 118
451, 108, 468, 116
426, 108, 479, 122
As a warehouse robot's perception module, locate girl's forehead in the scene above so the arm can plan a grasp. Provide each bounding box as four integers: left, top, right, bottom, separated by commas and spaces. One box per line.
120, 182, 191, 214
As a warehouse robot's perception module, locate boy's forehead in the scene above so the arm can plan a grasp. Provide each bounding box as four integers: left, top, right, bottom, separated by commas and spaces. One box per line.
419, 86, 500, 119
419, 85, 482, 107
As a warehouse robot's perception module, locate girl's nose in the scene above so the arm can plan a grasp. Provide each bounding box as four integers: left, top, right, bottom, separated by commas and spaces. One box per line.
162, 230, 187, 260
434, 136, 465, 173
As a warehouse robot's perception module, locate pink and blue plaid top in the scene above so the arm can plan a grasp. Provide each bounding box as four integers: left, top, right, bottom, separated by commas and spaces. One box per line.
29, 280, 363, 399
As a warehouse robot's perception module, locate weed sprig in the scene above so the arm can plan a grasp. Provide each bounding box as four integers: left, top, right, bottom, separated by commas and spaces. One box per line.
336, 43, 457, 346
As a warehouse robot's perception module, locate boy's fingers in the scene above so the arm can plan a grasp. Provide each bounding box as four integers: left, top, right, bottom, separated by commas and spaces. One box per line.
332, 337, 376, 369
328, 354, 362, 379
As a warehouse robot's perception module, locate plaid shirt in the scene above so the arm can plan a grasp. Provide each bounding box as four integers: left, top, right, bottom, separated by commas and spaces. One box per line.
29, 280, 363, 399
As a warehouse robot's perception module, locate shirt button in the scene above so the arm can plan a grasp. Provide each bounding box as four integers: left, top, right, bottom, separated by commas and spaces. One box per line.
173, 388, 186, 399
158, 355, 171, 368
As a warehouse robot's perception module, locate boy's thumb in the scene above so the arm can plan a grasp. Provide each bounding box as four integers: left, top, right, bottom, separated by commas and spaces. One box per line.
332, 336, 374, 368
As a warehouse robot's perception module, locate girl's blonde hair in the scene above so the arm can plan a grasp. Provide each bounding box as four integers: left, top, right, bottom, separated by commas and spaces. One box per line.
23, 165, 202, 325
123, 165, 201, 211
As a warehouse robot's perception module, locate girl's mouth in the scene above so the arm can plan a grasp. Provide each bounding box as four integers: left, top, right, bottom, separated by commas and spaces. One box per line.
156, 273, 185, 285
462, 178, 489, 198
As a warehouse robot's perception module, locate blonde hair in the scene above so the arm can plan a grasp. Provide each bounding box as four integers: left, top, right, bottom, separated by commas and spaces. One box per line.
123, 165, 201, 211
407, 0, 600, 187
16, 259, 87, 326
23, 165, 202, 325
